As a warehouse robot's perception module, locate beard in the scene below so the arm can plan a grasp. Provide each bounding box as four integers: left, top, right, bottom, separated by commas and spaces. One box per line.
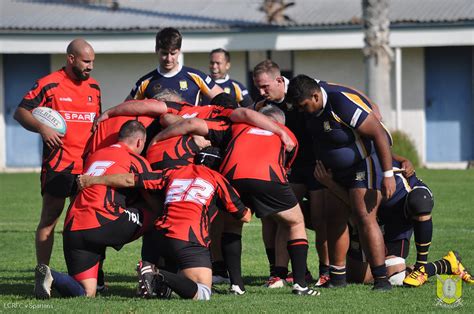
72, 65, 90, 81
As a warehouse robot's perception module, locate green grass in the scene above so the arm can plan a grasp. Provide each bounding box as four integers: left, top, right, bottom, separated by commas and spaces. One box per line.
0, 170, 473, 312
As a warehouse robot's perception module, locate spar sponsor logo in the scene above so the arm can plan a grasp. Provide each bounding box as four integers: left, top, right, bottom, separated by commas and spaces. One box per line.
60, 111, 96, 123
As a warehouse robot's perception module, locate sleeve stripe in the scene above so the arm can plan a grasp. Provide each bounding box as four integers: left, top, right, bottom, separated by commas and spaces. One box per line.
350, 108, 362, 127
342, 92, 372, 114
188, 72, 211, 94
19, 82, 58, 110
232, 82, 243, 102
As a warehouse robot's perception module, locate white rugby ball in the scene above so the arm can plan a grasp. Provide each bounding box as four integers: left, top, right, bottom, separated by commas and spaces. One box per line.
32, 107, 67, 135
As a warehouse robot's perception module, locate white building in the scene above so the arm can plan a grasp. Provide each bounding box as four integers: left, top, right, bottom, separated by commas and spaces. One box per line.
1, 0, 473, 169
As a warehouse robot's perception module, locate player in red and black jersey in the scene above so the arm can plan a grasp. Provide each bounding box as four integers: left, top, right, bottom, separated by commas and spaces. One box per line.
77, 150, 251, 300
154, 106, 320, 296
13, 39, 102, 299
33, 120, 160, 299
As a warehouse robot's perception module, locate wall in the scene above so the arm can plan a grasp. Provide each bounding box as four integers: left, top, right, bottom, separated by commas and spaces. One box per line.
0, 55, 4, 168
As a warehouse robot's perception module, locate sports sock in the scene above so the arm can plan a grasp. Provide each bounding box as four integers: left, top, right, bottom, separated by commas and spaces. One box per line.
424, 259, 452, 277
287, 238, 309, 288
274, 266, 288, 279
222, 232, 245, 290
265, 247, 276, 277
159, 270, 198, 299
413, 218, 432, 268
371, 264, 388, 281
319, 263, 330, 276
329, 265, 346, 284
50, 270, 86, 297
212, 260, 228, 278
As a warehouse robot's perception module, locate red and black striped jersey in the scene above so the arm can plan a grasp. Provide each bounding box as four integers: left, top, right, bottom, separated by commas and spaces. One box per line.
64, 143, 152, 231
146, 135, 200, 171
207, 121, 298, 183
166, 102, 233, 119
19, 68, 101, 174
137, 164, 247, 247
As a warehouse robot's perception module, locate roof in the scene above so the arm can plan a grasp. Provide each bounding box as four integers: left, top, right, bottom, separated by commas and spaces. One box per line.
1, 0, 473, 33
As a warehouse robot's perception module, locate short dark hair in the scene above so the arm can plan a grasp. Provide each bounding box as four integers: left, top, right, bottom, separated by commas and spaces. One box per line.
253, 59, 280, 78
155, 27, 182, 52
210, 48, 230, 62
210, 92, 238, 108
118, 120, 146, 141
287, 74, 321, 106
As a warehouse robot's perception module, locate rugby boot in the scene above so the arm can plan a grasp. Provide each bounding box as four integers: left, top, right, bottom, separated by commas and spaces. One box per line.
34, 264, 53, 299
403, 266, 428, 287
292, 283, 321, 296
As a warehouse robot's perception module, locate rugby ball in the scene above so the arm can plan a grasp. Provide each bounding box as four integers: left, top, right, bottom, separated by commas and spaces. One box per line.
32, 107, 67, 135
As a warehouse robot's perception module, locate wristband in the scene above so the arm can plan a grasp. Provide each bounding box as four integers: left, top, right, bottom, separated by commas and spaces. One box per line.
383, 170, 394, 178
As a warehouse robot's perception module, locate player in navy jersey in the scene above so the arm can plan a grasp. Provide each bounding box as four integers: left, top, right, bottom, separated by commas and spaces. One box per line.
287, 74, 395, 291
313, 159, 474, 287
126, 27, 223, 105
202, 48, 253, 107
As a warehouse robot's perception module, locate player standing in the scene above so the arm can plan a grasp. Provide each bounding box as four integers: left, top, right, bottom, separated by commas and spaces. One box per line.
14, 39, 101, 298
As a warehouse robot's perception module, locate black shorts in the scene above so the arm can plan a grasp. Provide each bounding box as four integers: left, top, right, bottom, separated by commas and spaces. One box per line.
288, 165, 325, 191
153, 232, 212, 270
231, 179, 298, 218
40, 169, 77, 198
385, 239, 410, 259
63, 208, 147, 277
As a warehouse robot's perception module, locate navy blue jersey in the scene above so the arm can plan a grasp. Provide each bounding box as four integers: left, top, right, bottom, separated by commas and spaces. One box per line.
203, 75, 253, 107
304, 80, 391, 171
256, 77, 316, 168
378, 160, 429, 242
129, 65, 216, 106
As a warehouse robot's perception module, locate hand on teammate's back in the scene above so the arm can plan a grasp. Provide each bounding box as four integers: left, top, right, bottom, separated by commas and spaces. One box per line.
382, 176, 396, 200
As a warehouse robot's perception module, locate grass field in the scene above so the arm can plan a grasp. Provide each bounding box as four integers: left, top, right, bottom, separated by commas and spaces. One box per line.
0, 170, 472, 312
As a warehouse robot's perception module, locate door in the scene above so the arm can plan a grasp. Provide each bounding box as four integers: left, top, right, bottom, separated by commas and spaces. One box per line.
4, 54, 50, 167
425, 46, 473, 162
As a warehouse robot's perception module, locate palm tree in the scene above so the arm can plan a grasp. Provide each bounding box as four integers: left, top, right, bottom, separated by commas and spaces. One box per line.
362, 0, 393, 126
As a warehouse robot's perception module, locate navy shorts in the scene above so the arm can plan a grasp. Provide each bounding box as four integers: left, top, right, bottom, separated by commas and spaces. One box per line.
288, 165, 325, 191
333, 153, 383, 190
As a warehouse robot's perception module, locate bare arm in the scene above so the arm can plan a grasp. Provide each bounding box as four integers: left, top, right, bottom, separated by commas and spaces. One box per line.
160, 113, 184, 128
97, 99, 168, 123
151, 118, 209, 144
229, 108, 295, 152
14, 106, 64, 149
392, 153, 415, 177
313, 160, 350, 206
357, 113, 396, 199
77, 173, 136, 190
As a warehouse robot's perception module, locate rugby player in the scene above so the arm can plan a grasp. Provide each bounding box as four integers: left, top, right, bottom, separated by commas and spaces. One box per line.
203, 48, 253, 107
34, 120, 159, 298
13, 39, 101, 298
287, 74, 395, 291
126, 27, 223, 105
78, 149, 252, 300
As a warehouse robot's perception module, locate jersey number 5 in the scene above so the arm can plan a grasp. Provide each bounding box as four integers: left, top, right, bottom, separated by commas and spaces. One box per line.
166, 178, 215, 205
85, 161, 115, 176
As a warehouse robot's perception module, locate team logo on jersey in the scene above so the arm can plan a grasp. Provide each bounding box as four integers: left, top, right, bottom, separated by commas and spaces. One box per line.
62, 111, 96, 123
323, 121, 332, 132
355, 171, 366, 181
59, 97, 73, 102
88, 96, 93, 102
247, 128, 274, 136
179, 80, 188, 91
224, 87, 231, 94
436, 275, 462, 307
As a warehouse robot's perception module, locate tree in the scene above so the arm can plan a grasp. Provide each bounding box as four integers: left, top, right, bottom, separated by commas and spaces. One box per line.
362, 0, 394, 127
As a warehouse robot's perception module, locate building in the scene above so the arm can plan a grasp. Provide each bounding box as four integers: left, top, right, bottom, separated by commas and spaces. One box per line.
1, 0, 473, 169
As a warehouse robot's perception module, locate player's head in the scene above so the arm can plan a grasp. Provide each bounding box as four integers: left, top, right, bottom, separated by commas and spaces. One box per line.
210, 92, 238, 109
253, 60, 285, 101
118, 120, 147, 154
209, 48, 231, 80
194, 146, 222, 170
151, 87, 185, 103
155, 27, 182, 72
259, 105, 286, 125
404, 186, 434, 219
66, 38, 95, 81
287, 74, 322, 113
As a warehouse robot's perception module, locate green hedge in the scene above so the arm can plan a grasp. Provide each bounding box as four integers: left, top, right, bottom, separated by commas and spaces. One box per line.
390, 130, 421, 168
